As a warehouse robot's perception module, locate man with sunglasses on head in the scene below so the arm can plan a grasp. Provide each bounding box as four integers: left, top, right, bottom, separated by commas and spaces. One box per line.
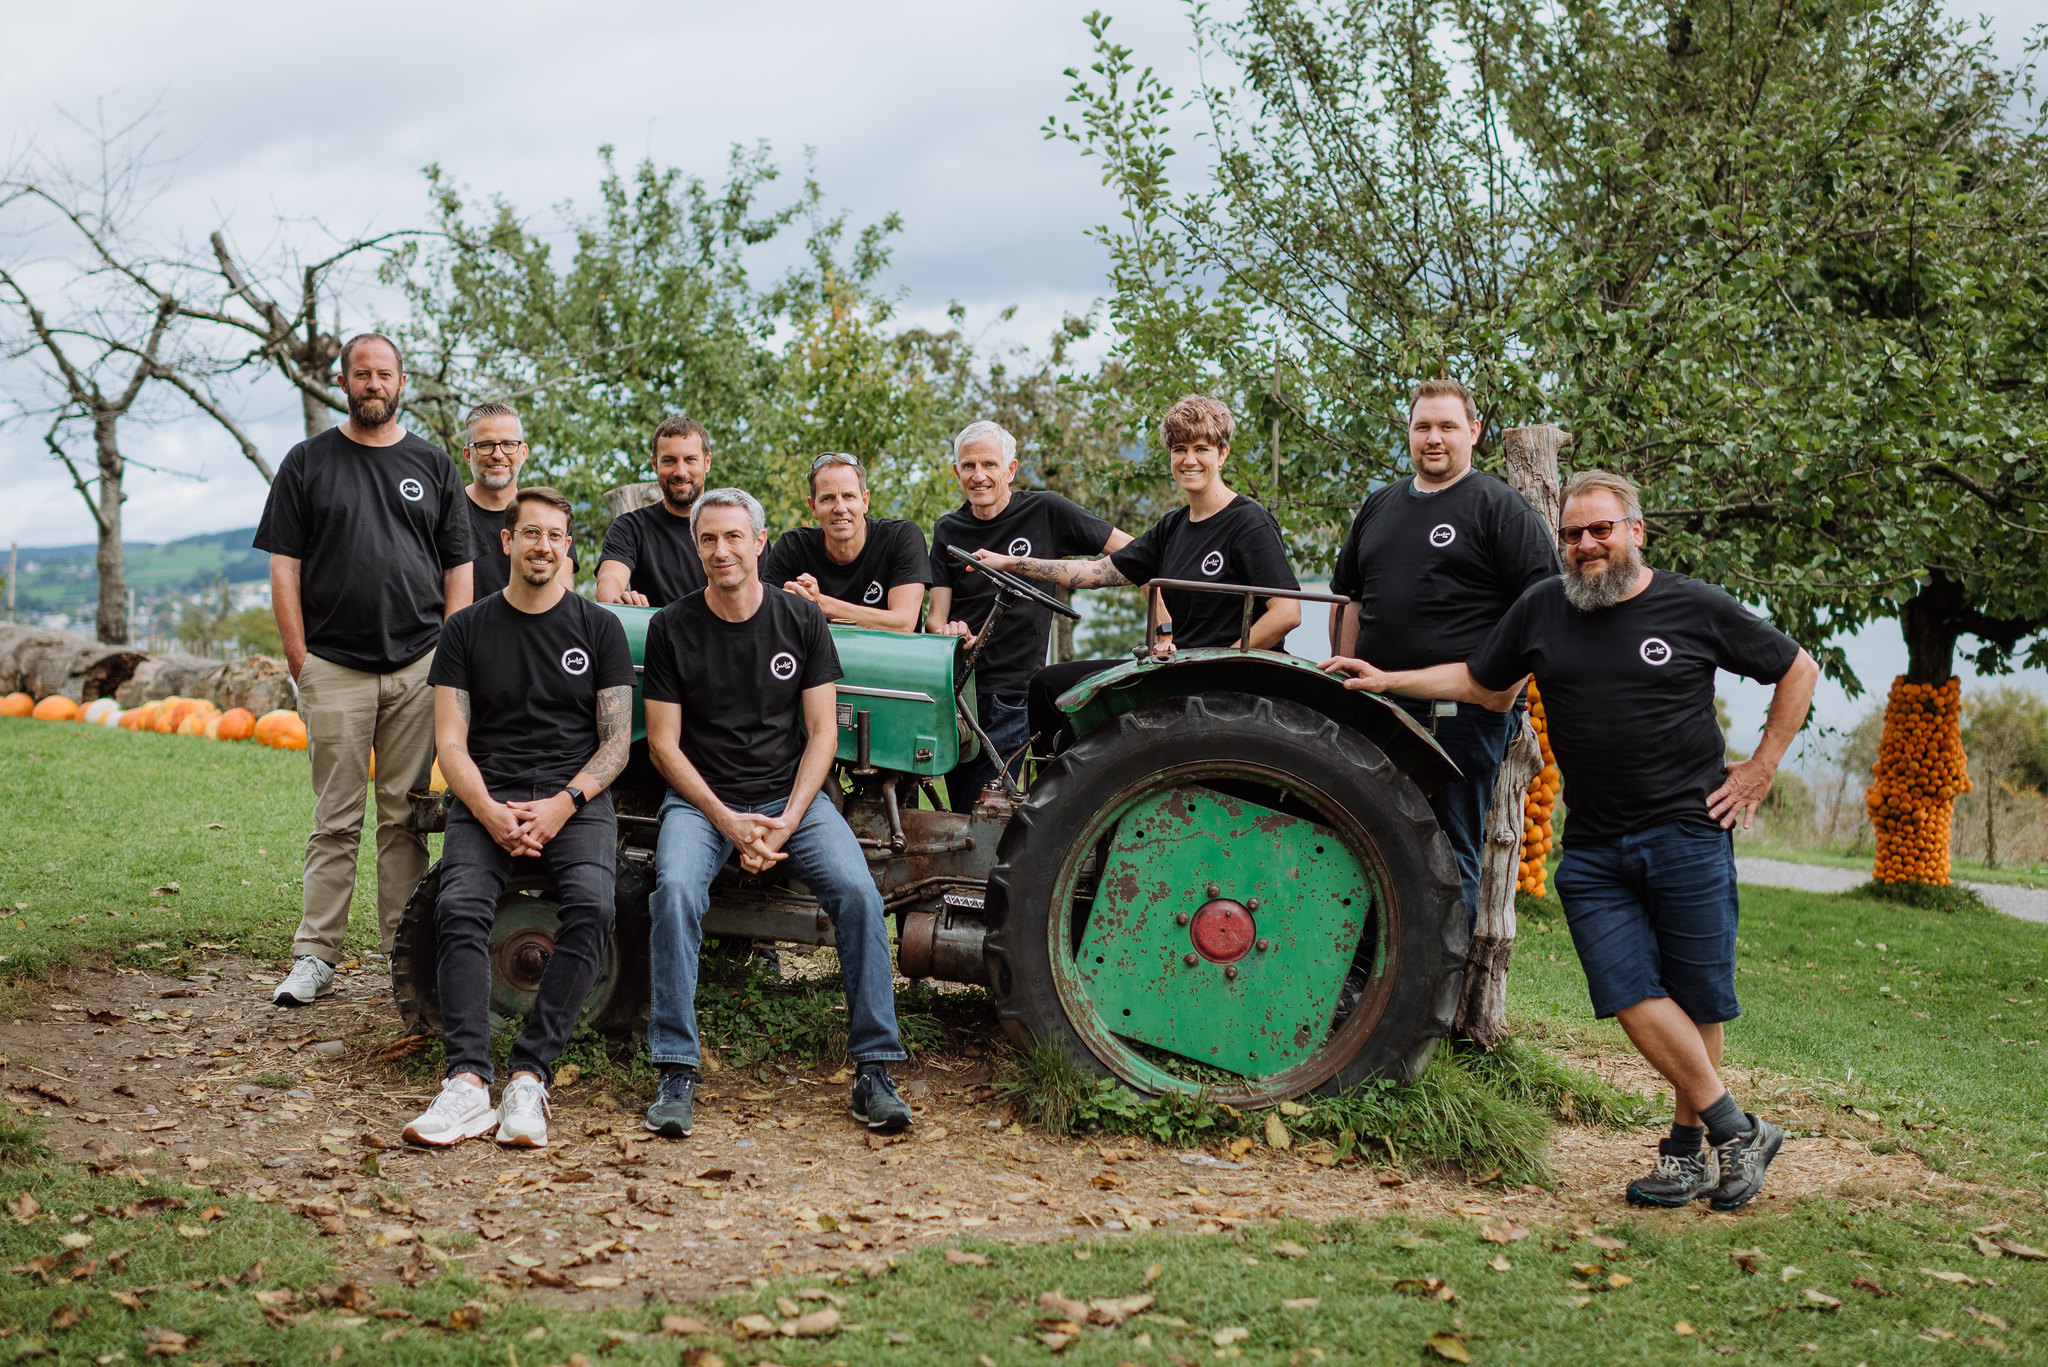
762, 453, 928, 632
1328, 377, 1560, 929
403, 487, 634, 1149
597, 415, 713, 608
1321, 469, 1819, 1214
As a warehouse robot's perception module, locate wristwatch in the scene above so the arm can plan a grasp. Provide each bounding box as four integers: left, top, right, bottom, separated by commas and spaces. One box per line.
564, 786, 588, 811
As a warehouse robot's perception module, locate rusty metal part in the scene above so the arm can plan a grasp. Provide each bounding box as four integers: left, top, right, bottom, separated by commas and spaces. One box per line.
898, 906, 991, 985
1189, 897, 1256, 963
405, 789, 448, 835
880, 776, 908, 853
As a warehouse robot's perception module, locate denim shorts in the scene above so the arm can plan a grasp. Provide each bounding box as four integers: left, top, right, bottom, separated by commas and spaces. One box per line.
1552, 819, 1741, 1024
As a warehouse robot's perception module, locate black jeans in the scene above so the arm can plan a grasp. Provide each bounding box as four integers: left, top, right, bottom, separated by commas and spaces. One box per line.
1397, 700, 1515, 927
1027, 659, 1119, 760
436, 785, 617, 1085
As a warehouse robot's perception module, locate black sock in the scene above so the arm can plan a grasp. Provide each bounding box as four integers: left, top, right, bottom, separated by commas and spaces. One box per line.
1664, 1122, 1705, 1156
1699, 1092, 1752, 1146
663, 1063, 696, 1080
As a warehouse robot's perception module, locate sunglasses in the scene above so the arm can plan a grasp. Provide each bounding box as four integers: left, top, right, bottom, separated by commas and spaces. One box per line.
1558, 517, 1638, 545
811, 452, 862, 471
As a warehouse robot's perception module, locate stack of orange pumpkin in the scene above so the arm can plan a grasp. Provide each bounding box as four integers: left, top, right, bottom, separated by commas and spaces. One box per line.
1518, 682, 1561, 898
1866, 675, 1970, 885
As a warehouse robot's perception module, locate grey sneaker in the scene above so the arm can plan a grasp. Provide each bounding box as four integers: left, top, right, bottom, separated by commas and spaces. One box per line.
272, 955, 335, 1006
850, 1063, 913, 1133
645, 1067, 695, 1138
496, 1076, 550, 1148
1625, 1144, 1718, 1208
1703, 1115, 1786, 1210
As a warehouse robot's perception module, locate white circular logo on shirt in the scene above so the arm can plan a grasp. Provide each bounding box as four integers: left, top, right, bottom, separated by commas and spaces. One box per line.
398, 477, 425, 502
1428, 523, 1456, 548
1007, 537, 1032, 557
1200, 550, 1225, 576
560, 647, 590, 676
769, 651, 798, 681
862, 580, 884, 605
1639, 637, 1673, 667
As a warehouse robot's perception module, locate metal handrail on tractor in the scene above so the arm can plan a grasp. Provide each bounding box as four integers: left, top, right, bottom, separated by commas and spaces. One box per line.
1139, 577, 1352, 656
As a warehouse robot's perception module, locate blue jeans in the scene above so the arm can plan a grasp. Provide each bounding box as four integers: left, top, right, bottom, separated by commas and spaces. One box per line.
1553, 819, 1741, 1024
946, 693, 1031, 812
648, 792, 906, 1068
1398, 701, 1514, 926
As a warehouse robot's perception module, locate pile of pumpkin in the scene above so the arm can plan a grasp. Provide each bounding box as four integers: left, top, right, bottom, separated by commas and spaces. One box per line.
2, 690, 305, 750
1518, 681, 1562, 897
1865, 675, 1970, 885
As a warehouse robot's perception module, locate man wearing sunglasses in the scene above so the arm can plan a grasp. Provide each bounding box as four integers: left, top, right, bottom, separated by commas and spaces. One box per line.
597, 416, 713, 608
1328, 377, 1561, 928
1321, 469, 1818, 1215
405, 487, 634, 1150
761, 453, 929, 633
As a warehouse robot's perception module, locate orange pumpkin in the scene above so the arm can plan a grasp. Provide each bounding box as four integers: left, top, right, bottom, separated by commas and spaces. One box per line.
429, 759, 447, 791
31, 695, 81, 722
253, 709, 294, 747
177, 715, 208, 736
0, 692, 31, 718
216, 707, 256, 742
270, 713, 308, 751
152, 697, 191, 733
202, 714, 224, 739
125, 701, 160, 731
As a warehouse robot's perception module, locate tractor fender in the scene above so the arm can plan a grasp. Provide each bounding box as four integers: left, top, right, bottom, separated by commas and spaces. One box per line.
1057, 648, 1463, 795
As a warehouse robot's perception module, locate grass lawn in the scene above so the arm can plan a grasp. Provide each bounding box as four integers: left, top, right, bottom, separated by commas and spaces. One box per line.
1730, 839, 2048, 890
5, 719, 2047, 1363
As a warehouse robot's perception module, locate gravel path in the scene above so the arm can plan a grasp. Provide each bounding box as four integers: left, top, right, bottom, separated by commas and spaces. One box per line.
1737, 855, 2048, 925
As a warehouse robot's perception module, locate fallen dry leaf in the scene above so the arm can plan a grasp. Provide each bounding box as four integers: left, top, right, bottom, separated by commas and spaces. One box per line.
731, 1314, 776, 1338
1850, 1275, 1891, 1297
1143, 1263, 1162, 1285
1039, 1290, 1090, 1322
572, 1275, 624, 1290
1481, 1220, 1531, 1245
1674, 1322, 1695, 1337
1922, 1268, 1978, 1286
1281, 1297, 1321, 1311
1425, 1331, 1474, 1363
661, 1315, 711, 1336
780, 1306, 841, 1337
8, 1192, 38, 1222
1993, 1239, 2047, 1260
1487, 1254, 1512, 1273
1213, 1326, 1250, 1347
1264, 1112, 1290, 1150
1803, 1290, 1843, 1310
1586, 1234, 1627, 1251
1964, 1306, 2011, 1330
1272, 1240, 1310, 1258
944, 1249, 990, 1267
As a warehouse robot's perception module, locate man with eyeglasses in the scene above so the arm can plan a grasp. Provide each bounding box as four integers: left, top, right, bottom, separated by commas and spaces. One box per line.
761, 453, 928, 633
1322, 469, 1819, 1214
404, 487, 634, 1149
597, 415, 713, 608
256, 333, 473, 1010
1328, 377, 1560, 930
463, 402, 577, 595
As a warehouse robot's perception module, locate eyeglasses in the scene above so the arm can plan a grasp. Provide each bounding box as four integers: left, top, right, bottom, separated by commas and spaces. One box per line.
468, 440, 527, 456
811, 451, 861, 471
1558, 517, 1638, 546
513, 526, 570, 547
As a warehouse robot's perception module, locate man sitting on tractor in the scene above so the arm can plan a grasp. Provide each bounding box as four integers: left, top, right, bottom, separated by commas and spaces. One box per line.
403, 487, 635, 1149
762, 452, 929, 632
639, 487, 915, 1139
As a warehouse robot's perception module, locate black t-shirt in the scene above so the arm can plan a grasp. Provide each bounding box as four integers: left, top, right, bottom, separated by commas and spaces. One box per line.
1467, 572, 1802, 843
1109, 496, 1300, 650
1330, 470, 1560, 671
253, 427, 470, 674
641, 590, 842, 806
929, 491, 1114, 697
598, 502, 707, 608
428, 591, 635, 790
762, 519, 929, 615
467, 493, 579, 600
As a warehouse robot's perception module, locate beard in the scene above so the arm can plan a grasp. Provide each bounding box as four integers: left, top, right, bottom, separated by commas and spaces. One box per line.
661, 476, 701, 513
476, 467, 515, 492
347, 390, 397, 428
519, 555, 557, 587
1561, 538, 1644, 612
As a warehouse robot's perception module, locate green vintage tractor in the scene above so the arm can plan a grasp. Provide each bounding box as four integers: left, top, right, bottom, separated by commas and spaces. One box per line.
390, 564, 1468, 1105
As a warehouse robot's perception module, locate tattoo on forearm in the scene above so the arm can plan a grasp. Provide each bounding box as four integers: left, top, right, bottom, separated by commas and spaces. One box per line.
586, 686, 632, 790
452, 688, 471, 726
1017, 556, 1128, 590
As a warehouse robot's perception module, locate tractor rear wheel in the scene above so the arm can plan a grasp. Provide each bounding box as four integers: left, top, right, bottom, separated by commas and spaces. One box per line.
984, 692, 1466, 1105
389, 857, 653, 1041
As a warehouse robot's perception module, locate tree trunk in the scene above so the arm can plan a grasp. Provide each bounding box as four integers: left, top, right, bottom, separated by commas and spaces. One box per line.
1871, 573, 1971, 885
1900, 573, 1964, 684
302, 383, 335, 438
0, 623, 293, 714
1456, 423, 1571, 1044
1983, 768, 1999, 868
93, 415, 127, 645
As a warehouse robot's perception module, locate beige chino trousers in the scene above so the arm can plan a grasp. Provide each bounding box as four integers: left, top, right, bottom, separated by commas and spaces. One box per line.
291, 651, 437, 962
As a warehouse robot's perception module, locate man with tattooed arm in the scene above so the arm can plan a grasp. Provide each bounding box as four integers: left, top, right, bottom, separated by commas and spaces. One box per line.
401, 487, 637, 1149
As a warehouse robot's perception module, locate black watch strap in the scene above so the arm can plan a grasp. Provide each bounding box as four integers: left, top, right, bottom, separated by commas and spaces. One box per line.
565, 786, 588, 810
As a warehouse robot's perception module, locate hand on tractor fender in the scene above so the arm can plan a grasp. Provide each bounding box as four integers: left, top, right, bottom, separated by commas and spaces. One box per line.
505, 793, 575, 853
1708, 757, 1776, 831
934, 619, 977, 648
619, 588, 650, 607
1319, 656, 1393, 692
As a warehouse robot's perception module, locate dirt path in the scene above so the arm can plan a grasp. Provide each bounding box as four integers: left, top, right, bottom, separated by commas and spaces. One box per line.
2, 953, 1963, 1308
1736, 855, 2048, 924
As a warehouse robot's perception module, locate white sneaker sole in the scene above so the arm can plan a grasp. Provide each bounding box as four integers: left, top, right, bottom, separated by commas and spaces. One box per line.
496, 1126, 546, 1148
272, 981, 335, 1006
402, 1109, 499, 1148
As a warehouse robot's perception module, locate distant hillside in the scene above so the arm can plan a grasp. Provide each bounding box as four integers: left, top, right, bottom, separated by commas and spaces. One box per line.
6, 528, 266, 618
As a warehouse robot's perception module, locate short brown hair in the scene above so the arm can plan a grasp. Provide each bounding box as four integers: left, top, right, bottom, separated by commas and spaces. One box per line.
504, 485, 575, 534
1160, 394, 1234, 450
338, 332, 404, 376
1409, 377, 1477, 423
652, 415, 711, 460
1560, 469, 1642, 521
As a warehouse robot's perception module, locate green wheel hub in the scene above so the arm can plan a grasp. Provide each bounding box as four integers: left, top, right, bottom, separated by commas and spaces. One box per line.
484, 886, 623, 1034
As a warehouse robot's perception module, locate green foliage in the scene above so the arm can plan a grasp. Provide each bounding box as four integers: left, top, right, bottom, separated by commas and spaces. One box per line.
1853, 878, 1988, 913
1294, 1049, 1558, 1185
0, 1113, 48, 1166
1460, 1038, 1654, 1130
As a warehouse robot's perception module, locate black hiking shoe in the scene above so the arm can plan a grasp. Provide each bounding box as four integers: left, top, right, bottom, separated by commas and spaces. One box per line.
644, 1066, 695, 1138
849, 1063, 913, 1133
1703, 1115, 1785, 1210
1625, 1142, 1718, 1208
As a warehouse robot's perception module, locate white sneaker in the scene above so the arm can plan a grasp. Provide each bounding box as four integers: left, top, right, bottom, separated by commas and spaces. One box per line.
496, 1076, 551, 1148
401, 1078, 499, 1147
272, 955, 335, 1006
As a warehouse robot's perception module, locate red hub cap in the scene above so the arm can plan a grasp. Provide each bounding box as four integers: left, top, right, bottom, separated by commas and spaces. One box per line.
1190, 898, 1255, 964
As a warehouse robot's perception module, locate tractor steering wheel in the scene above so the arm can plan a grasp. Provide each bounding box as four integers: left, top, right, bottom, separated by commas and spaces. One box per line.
944, 545, 1083, 620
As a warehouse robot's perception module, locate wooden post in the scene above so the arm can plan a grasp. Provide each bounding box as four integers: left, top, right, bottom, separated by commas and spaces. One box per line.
1455, 423, 1571, 1045
6, 543, 15, 624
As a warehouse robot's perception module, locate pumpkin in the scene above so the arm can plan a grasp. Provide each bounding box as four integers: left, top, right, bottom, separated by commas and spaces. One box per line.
177, 715, 208, 736
270, 713, 308, 751
81, 697, 119, 725
0, 692, 31, 718
1517, 682, 1560, 898
100, 708, 124, 727
1866, 676, 1970, 885
152, 697, 192, 733
216, 708, 256, 742
31, 695, 81, 722
203, 713, 224, 739
125, 701, 160, 731
429, 759, 447, 791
